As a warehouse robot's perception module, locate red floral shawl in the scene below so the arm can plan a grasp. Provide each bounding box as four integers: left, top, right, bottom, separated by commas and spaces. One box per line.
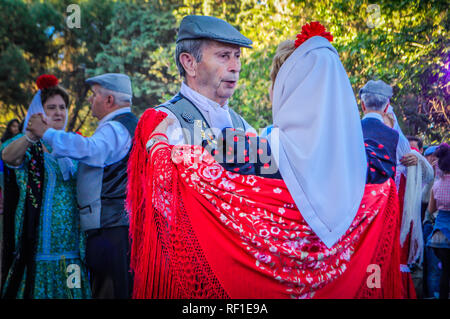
127, 109, 404, 299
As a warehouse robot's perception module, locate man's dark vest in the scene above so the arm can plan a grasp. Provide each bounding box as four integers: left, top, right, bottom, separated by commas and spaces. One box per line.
154, 93, 245, 145
361, 117, 399, 165
77, 112, 138, 232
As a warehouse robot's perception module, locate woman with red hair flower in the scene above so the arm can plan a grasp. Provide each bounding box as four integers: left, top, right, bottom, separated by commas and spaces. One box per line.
1, 75, 91, 299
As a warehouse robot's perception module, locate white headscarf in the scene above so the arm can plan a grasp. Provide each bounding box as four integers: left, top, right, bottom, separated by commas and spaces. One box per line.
386, 105, 411, 166
271, 36, 367, 248
23, 90, 74, 181
401, 149, 424, 264
386, 106, 434, 264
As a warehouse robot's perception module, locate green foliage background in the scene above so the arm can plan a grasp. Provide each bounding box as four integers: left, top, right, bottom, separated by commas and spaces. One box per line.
0, 0, 448, 144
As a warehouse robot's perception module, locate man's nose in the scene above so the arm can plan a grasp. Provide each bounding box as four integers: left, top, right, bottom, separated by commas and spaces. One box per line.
228, 56, 241, 73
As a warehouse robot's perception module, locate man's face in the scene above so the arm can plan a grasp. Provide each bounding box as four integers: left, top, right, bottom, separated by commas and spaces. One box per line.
192, 41, 241, 105
88, 84, 108, 120
409, 140, 422, 153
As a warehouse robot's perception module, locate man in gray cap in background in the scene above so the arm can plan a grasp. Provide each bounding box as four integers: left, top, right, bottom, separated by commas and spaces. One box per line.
359, 79, 418, 170
150, 15, 256, 148
27, 73, 138, 299
359, 79, 434, 296
359, 79, 401, 182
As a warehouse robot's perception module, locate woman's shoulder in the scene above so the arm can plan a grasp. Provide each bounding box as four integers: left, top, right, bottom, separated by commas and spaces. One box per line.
433, 174, 450, 190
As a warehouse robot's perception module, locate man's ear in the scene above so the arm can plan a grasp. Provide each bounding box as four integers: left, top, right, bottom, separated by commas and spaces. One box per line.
361, 100, 366, 112
383, 102, 390, 114
179, 52, 197, 77
105, 94, 115, 109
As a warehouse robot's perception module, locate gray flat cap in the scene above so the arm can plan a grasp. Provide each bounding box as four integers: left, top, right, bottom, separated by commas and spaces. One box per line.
177, 15, 253, 48
359, 80, 393, 98
85, 73, 132, 96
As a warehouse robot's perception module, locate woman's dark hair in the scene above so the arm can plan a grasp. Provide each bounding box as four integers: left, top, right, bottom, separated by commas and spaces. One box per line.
434, 143, 450, 173
1, 118, 20, 143
40, 85, 70, 108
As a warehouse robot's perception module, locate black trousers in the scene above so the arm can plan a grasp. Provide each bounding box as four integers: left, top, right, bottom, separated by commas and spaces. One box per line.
85, 226, 133, 299
433, 247, 450, 299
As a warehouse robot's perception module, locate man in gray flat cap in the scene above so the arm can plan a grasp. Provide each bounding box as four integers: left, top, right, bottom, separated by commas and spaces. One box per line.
359, 79, 434, 285
360, 79, 418, 171
27, 73, 137, 299
151, 15, 256, 148
359, 79, 401, 183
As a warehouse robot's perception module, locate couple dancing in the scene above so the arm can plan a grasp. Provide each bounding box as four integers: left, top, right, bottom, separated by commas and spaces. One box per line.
128, 16, 404, 299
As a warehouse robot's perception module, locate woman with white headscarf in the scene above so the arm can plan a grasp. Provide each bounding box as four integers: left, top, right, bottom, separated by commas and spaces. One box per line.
1, 75, 91, 299
268, 29, 367, 248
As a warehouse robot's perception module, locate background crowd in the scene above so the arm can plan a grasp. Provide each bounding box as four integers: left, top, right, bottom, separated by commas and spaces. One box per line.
0, 0, 448, 300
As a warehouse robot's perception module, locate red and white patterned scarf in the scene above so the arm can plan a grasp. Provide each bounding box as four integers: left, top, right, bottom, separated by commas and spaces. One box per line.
127, 109, 405, 299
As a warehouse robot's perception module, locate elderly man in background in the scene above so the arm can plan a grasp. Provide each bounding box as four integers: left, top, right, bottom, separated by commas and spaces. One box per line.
408, 136, 424, 154
27, 73, 138, 299
359, 79, 434, 298
359, 80, 400, 183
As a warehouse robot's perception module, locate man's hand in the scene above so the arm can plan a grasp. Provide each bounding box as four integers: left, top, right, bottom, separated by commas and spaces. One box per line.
400, 153, 418, 167
26, 113, 50, 138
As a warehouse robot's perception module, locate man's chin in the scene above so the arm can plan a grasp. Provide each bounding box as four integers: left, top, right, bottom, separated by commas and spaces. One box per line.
218, 88, 236, 100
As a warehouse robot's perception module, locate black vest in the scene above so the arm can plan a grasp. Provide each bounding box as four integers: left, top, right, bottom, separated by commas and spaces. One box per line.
154, 93, 245, 145
77, 112, 138, 232
101, 112, 138, 227
361, 117, 399, 164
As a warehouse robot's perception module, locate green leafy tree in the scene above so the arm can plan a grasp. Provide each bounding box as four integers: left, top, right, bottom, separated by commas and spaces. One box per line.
1, 0, 448, 143
89, 0, 181, 116
44, 0, 117, 135
0, 0, 116, 136
173, 0, 448, 143
0, 0, 62, 123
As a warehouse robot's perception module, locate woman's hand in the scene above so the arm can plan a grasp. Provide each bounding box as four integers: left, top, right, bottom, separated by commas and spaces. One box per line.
147, 117, 174, 154
153, 117, 174, 136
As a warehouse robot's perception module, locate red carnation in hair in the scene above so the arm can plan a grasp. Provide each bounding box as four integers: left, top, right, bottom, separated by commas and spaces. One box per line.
295, 21, 333, 48
36, 74, 59, 90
